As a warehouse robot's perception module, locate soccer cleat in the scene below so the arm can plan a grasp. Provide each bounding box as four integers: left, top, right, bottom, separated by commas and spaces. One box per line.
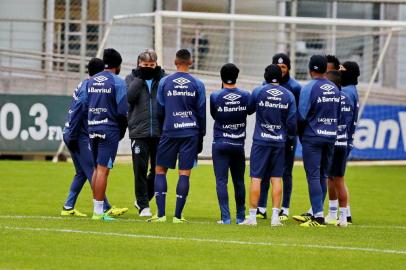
271, 219, 284, 227
279, 210, 288, 221
91, 213, 116, 221
236, 218, 245, 225
238, 218, 257, 226
105, 206, 128, 217
61, 208, 87, 217
139, 207, 152, 217
217, 219, 231, 225
300, 218, 326, 227
173, 216, 189, 224
347, 216, 353, 224
325, 215, 338, 225
256, 209, 267, 219
336, 219, 348, 227
146, 215, 167, 223
293, 213, 313, 223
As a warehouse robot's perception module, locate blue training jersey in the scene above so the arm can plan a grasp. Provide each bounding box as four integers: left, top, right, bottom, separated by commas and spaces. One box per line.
86, 71, 128, 132
298, 78, 341, 143
249, 83, 297, 146
210, 87, 250, 143
157, 72, 206, 138
63, 79, 89, 141
281, 77, 302, 107
335, 91, 356, 147
341, 84, 359, 148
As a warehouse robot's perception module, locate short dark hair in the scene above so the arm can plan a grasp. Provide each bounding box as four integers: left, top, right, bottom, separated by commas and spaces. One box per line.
326, 55, 340, 70
103, 48, 122, 69
175, 49, 192, 64
87, 58, 104, 76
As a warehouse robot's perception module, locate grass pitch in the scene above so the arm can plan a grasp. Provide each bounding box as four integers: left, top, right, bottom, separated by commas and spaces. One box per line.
0, 161, 406, 269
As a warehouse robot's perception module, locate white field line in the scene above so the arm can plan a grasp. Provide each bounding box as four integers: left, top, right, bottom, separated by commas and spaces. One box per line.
0, 215, 406, 230
2, 225, 406, 255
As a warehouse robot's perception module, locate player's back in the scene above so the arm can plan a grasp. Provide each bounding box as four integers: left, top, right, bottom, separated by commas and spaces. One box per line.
87, 71, 127, 132
210, 87, 250, 142
281, 77, 301, 107
299, 78, 341, 143
336, 91, 355, 147
158, 72, 205, 138
251, 84, 296, 145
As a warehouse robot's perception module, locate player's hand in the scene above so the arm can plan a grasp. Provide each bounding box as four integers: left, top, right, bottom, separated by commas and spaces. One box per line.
198, 136, 204, 154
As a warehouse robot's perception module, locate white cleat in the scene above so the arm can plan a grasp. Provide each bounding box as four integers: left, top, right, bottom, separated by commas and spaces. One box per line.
139, 207, 152, 217
238, 218, 257, 226
325, 215, 338, 225
271, 220, 284, 227
336, 219, 348, 227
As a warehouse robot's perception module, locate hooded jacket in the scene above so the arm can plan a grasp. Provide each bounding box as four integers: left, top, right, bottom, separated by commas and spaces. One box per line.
125, 67, 166, 138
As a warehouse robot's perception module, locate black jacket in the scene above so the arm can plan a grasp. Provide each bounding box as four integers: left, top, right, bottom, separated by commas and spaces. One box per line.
125, 67, 166, 138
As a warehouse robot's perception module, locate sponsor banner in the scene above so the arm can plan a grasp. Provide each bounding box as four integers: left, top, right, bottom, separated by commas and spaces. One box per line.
0, 94, 71, 153
295, 105, 406, 160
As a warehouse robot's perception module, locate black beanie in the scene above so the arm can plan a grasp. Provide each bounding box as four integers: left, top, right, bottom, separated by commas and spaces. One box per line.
309, 55, 327, 73
87, 58, 104, 76
221, 63, 239, 85
272, 53, 291, 70
103, 48, 122, 69
264, 64, 282, 84
341, 61, 360, 86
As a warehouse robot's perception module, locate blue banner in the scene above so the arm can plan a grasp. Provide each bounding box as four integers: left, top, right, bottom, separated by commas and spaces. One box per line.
295, 105, 406, 160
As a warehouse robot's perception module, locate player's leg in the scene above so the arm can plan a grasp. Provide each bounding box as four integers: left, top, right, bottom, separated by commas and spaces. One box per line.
229, 144, 246, 224
257, 176, 270, 219
213, 142, 231, 224
280, 137, 296, 220
173, 136, 199, 223
148, 136, 177, 222
131, 138, 152, 216
147, 137, 160, 202
299, 141, 325, 227
268, 145, 285, 226
332, 147, 349, 227
326, 177, 338, 221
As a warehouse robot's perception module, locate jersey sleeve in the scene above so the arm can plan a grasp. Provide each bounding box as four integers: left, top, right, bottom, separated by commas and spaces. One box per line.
348, 92, 359, 149
286, 91, 297, 138
248, 87, 261, 115
114, 77, 128, 117
298, 82, 314, 121
196, 79, 207, 136
64, 81, 87, 141
210, 90, 220, 119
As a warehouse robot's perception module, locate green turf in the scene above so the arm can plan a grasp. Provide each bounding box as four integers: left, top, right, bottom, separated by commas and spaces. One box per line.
0, 161, 405, 269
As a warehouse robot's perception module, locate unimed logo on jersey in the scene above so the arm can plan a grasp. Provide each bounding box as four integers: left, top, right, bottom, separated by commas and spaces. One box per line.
93, 76, 108, 83
267, 89, 283, 97
223, 93, 241, 102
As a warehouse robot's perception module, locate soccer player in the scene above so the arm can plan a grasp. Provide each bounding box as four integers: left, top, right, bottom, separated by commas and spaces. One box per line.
293, 55, 341, 227
257, 53, 301, 221
210, 63, 250, 224
125, 49, 166, 217
326, 68, 356, 227
240, 64, 296, 226
61, 58, 127, 217
148, 49, 206, 223
87, 48, 128, 221
326, 54, 340, 73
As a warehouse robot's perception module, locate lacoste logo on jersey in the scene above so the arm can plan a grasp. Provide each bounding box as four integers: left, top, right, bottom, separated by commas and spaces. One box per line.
223, 93, 241, 102
320, 84, 334, 91
173, 77, 191, 86
93, 76, 108, 83
267, 89, 283, 97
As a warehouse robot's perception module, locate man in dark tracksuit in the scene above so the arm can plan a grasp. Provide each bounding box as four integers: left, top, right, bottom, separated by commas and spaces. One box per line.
257, 53, 301, 220
125, 49, 166, 217
210, 63, 250, 225
293, 55, 341, 227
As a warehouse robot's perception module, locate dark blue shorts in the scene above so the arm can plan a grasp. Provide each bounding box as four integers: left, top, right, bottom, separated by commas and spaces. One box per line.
89, 130, 120, 169
250, 143, 285, 178
156, 136, 198, 170
329, 146, 348, 177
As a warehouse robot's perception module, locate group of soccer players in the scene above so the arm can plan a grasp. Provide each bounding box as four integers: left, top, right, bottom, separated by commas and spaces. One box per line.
61, 46, 359, 227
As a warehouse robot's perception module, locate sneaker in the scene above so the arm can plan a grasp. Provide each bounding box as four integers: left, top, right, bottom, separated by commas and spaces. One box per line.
91, 213, 116, 221
105, 206, 128, 217
278, 210, 288, 221
173, 216, 189, 224
347, 216, 353, 224
300, 217, 326, 227
271, 219, 284, 227
336, 219, 348, 227
61, 208, 87, 217
238, 218, 257, 226
256, 209, 267, 219
217, 219, 231, 224
325, 215, 338, 225
147, 215, 167, 223
293, 213, 313, 223
139, 207, 152, 217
